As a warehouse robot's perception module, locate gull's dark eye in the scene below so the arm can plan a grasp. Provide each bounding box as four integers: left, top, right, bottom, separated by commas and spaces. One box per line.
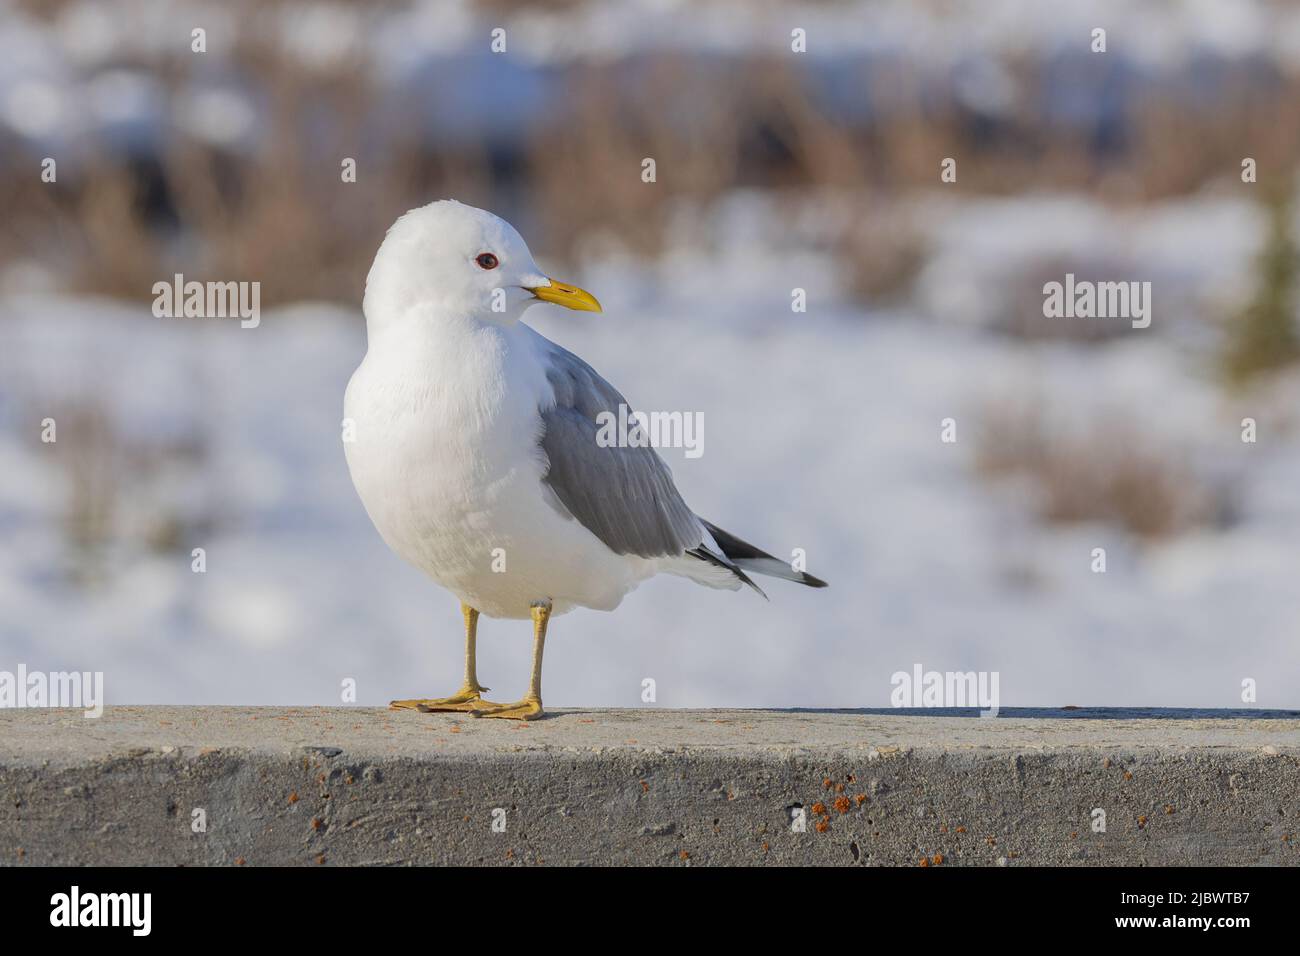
475, 253, 499, 270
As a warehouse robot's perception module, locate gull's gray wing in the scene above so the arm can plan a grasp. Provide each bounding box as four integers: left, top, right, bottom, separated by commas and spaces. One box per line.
538, 342, 705, 558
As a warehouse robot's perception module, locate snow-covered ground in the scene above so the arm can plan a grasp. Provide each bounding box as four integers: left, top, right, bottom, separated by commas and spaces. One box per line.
7, 0, 1300, 161
2, 189, 1298, 710
2, 0, 1298, 711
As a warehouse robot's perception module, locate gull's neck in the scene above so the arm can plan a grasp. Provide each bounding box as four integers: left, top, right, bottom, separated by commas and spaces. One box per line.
366, 302, 512, 348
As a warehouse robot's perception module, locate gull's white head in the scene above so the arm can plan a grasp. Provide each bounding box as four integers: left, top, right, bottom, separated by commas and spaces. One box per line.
363, 200, 600, 332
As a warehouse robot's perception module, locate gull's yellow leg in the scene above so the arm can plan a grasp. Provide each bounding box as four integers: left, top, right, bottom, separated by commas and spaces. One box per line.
390, 604, 493, 712
469, 601, 548, 721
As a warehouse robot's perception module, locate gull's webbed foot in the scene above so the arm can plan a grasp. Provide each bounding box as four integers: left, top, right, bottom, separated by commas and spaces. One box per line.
389, 683, 492, 712
467, 695, 544, 721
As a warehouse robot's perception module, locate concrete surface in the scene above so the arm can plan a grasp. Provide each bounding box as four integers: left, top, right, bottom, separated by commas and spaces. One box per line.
1, 707, 1298, 866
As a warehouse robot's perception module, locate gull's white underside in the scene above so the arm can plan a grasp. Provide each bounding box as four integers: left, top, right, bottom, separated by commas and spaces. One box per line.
344, 308, 732, 620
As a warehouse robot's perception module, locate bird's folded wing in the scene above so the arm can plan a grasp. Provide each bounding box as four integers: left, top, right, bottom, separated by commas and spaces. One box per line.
538, 343, 704, 558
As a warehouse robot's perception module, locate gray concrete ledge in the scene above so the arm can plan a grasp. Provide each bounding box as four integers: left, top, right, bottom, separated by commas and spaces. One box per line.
2, 707, 1298, 866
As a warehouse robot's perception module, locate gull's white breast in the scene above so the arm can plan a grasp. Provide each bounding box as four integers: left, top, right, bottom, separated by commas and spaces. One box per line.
343, 313, 655, 619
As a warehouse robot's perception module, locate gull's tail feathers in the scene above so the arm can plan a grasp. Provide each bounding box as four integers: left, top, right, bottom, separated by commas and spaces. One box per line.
684, 545, 767, 599
700, 519, 829, 590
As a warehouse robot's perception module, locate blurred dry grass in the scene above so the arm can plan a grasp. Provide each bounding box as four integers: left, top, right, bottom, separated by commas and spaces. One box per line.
3, 0, 1300, 308
975, 399, 1230, 537
41, 398, 218, 583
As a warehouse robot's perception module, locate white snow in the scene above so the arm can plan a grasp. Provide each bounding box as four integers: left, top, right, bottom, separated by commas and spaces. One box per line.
2, 195, 1297, 710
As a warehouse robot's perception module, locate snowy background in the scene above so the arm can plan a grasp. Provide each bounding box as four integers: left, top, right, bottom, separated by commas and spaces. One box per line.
2, 0, 1299, 710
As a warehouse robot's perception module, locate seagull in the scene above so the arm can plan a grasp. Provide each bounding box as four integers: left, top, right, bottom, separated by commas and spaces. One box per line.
344, 200, 826, 720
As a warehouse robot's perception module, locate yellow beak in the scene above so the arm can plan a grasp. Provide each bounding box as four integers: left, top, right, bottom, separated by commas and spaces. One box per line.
529, 279, 602, 313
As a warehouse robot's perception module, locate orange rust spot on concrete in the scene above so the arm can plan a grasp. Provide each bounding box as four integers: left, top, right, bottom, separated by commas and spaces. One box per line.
288, 791, 299, 804
834, 796, 851, 814
815, 819, 829, 833
811, 802, 827, 815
